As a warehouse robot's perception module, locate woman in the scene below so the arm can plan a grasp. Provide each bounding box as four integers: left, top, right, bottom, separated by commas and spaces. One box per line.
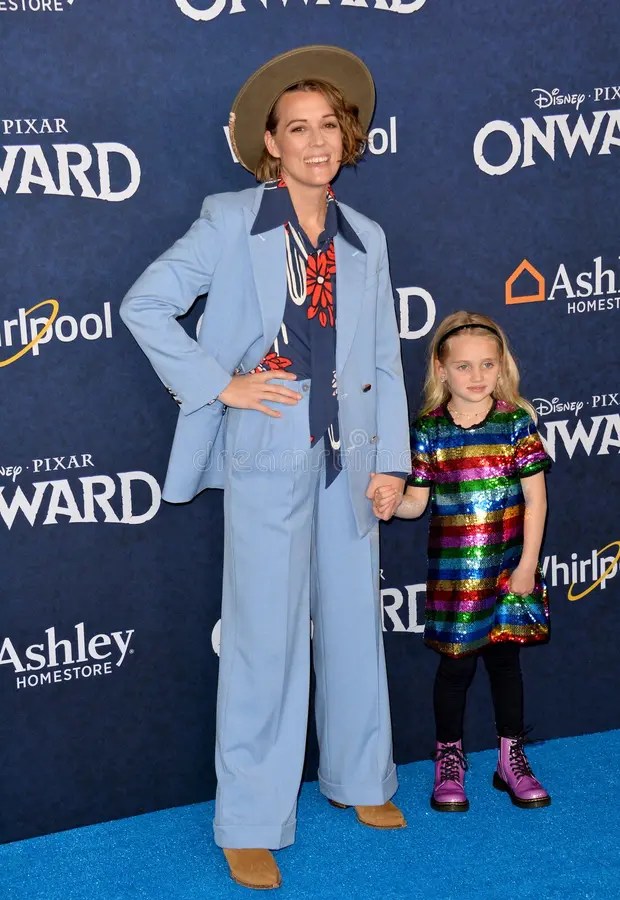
121, 45, 410, 891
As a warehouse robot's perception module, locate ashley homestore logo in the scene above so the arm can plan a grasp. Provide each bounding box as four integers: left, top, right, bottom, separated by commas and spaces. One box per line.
0, 622, 134, 691
176, 0, 427, 22
506, 256, 620, 315
0, 0, 76, 12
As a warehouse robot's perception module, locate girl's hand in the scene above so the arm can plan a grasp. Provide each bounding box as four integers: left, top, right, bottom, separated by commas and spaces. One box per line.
509, 564, 536, 596
366, 474, 405, 521
372, 485, 400, 520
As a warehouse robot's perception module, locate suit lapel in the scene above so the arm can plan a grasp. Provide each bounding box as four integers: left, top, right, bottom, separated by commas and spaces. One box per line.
244, 203, 287, 354
335, 231, 368, 374
244, 187, 369, 373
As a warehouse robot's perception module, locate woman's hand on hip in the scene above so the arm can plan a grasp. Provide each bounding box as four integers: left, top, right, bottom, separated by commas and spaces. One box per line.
218, 371, 300, 418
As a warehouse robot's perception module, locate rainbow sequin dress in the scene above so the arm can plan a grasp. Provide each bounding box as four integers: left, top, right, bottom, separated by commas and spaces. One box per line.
410, 400, 551, 657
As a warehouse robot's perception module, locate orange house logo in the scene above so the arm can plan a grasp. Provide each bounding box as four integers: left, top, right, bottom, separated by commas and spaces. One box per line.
505, 260, 546, 305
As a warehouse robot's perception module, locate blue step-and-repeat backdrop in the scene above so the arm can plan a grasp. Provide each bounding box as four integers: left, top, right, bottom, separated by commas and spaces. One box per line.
1, 0, 618, 843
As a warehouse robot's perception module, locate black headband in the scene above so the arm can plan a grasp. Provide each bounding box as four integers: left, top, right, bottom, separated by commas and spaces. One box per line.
436, 323, 500, 354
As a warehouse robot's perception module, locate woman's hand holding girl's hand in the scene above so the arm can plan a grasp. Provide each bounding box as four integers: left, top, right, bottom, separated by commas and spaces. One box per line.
509, 564, 536, 596
218, 371, 300, 417
372, 484, 401, 520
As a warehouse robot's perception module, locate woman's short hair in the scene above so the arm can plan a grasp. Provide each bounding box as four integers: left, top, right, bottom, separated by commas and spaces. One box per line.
255, 79, 367, 182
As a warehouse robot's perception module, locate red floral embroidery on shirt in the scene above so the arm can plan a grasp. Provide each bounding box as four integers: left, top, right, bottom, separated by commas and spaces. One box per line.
306, 243, 336, 328
253, 351, 293, 373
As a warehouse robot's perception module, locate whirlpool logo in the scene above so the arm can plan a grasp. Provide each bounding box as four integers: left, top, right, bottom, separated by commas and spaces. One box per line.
0, 299, 113, 367
542, 541, 620, 602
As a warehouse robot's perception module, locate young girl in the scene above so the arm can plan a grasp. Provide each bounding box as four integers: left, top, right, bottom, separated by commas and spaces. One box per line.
375, 311, 551, 812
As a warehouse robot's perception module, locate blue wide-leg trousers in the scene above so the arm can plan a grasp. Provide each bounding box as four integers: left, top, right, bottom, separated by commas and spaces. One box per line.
213, 381, 397, 849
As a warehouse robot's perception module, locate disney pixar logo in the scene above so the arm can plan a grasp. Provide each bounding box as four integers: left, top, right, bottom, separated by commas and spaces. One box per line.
531, 84, 620, 112
175, 0, 427, 23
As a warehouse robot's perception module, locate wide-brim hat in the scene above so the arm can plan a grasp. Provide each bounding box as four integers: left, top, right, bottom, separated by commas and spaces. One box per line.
229, 45, 376, 173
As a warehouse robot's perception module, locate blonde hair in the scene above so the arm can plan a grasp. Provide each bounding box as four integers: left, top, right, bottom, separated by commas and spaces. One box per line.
421, 310, 537, 420
255, 80, 367, 182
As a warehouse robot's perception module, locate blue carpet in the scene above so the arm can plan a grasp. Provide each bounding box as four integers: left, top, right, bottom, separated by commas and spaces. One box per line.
2, 731, 619, 900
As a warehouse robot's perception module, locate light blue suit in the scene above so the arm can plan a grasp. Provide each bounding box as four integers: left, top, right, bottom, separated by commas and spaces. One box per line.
121, 183, 410, 849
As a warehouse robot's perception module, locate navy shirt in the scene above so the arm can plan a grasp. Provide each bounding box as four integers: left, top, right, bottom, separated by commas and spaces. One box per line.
251, 180, 365, 486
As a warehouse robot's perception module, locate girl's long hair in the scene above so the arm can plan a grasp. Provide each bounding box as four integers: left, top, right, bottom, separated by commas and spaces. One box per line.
421, 310, 537, 420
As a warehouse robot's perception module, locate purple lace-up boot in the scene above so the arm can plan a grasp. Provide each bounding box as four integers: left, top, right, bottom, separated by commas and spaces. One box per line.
431, 740, 469, 812
493, 735, 551, 808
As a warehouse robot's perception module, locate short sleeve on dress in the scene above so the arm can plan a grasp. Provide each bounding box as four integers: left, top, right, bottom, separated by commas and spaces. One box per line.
513, 409, 551, 478
408, 417, 436, 486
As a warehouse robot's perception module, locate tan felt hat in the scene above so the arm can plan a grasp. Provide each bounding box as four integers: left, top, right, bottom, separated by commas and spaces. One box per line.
229, 45, 376, 173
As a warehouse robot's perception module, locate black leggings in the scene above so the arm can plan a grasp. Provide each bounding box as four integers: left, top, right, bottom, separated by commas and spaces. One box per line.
434, 642, 524, 743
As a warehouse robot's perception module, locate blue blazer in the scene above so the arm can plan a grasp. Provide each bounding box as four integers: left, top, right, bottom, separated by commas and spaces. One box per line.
120, 183, 410, 536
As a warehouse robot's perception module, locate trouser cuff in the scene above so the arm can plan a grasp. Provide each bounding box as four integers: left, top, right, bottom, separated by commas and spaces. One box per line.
213, 820, 296, 850
318, 763, 398, 806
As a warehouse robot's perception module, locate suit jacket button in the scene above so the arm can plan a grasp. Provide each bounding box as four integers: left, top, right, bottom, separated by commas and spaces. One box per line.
370, 435, 378, 443
362, 383, 372, 392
